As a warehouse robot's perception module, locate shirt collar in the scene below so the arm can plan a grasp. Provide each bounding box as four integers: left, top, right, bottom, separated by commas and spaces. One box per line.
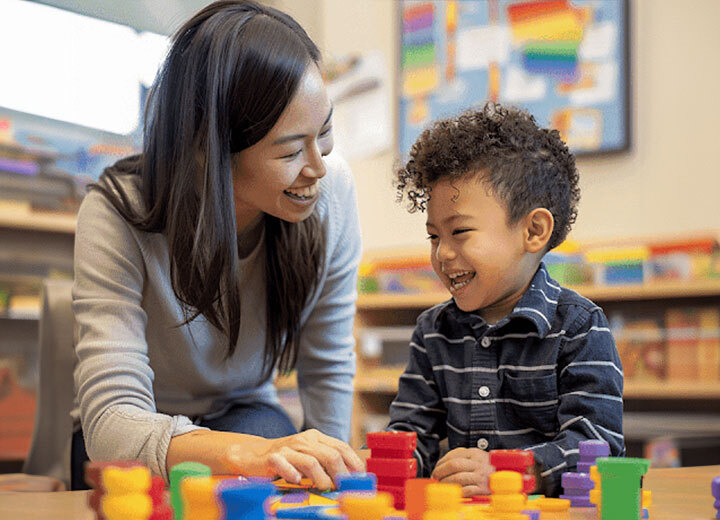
434, 263, 560, 338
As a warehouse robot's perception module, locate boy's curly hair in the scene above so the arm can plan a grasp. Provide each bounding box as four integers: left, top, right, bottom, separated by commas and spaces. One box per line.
395, 102, 580, 250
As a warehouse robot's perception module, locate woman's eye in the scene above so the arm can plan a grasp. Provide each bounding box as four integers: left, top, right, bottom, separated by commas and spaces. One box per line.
280, 150, 302, 160
319, 126, 332, 137
452, 229, 471, 236
426, 234, 438, 240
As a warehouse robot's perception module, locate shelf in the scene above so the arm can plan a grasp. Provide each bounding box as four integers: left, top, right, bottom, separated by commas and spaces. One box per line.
353, 368, 720, 399
0, 211, 76, 234
357, 279, 720, 309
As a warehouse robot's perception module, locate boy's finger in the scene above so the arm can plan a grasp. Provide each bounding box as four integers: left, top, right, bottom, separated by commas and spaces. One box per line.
431, 458, 476, 480
461, 484, 486, 498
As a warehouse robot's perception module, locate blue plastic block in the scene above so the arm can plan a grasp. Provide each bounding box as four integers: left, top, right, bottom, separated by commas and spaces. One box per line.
275, 506, 337, 519
221, 482, 276, 520
334, 472, 377, 492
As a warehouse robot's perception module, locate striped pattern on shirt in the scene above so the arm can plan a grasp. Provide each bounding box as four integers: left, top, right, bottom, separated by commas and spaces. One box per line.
387, 263, 624, 496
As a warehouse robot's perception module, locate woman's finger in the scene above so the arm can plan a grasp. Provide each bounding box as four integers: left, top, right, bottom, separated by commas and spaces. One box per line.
281, 449, 334, 491
267, 453, 302, 484
294, 441, 349, 482
317, 435, 365, 473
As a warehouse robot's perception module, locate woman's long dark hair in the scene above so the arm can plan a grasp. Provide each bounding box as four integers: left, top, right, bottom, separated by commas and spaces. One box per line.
92, 0, 326, 379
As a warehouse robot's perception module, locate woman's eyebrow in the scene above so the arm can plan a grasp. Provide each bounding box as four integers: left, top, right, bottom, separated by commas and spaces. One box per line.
272, 106, 334, 146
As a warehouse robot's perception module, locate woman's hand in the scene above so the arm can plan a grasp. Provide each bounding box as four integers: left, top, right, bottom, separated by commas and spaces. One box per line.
224, 429, 365, 490
430, 447, 494, 497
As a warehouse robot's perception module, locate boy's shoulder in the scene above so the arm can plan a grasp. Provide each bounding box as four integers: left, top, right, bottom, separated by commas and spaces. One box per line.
553, 282, 608, 335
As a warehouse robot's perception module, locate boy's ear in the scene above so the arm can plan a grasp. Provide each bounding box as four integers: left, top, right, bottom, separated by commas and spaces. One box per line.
523, 208, 554, 253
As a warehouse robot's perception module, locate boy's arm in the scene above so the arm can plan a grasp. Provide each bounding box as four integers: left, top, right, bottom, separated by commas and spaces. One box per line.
387, 327, 447, 477
527, 307, 624, 496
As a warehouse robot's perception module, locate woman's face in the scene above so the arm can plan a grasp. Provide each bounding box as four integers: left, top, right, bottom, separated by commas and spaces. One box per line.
231, 63, 334, 232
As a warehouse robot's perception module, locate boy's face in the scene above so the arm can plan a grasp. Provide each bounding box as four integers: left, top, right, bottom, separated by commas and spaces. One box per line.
426, 175, 537, 323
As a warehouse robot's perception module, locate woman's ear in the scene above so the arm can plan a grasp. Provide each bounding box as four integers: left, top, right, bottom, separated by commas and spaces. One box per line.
523, 208, 554, 253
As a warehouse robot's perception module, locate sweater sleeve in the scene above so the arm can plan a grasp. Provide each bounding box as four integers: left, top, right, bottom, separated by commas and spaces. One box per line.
293, 155, 361, 443
527, 307, 624, 496
72, 190, 204, 481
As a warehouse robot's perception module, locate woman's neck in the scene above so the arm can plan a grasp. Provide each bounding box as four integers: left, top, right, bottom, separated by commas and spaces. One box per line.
237, 213, 264, 259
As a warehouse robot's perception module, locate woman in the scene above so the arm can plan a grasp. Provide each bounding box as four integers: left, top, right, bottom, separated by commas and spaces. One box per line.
71, 0, 363, 490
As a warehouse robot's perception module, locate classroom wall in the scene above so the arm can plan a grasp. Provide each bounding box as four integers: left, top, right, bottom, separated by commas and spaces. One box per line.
305, 0, 720, 252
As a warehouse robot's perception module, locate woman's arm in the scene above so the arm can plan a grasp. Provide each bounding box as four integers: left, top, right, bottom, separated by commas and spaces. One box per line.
168, 428, 364, 490
73, 189, 205, 481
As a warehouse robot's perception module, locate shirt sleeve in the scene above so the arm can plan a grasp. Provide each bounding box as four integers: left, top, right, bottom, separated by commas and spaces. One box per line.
387, 325, 447, 477
294, 156, 361, 443
73, 190, 205, 481
527, 307, 624, 496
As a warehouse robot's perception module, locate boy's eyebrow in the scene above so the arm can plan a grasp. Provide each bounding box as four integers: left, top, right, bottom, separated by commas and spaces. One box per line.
426, 214, 472, 227
272, 106, 334, 146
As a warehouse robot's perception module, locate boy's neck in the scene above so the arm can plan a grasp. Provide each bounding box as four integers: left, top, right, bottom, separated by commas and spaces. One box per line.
477, 262, 540, 325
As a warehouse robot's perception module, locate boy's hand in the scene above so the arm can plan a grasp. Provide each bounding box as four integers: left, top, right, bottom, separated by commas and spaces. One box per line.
430, 447, 494, 497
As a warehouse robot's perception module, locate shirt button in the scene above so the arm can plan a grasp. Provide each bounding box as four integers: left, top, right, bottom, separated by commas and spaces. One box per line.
480, 337, 491, 348
478, 386, 490, 398
477, 438, 489, 449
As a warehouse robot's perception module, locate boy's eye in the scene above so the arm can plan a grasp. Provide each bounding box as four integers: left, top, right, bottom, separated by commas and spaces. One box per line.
426, 234, 438, 241
319, 126, 332, 137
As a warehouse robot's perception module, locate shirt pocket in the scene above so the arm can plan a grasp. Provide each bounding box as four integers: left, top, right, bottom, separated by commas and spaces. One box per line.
501, 373, 559, 435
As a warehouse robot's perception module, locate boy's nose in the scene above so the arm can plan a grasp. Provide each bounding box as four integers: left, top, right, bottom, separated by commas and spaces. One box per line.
435, 241, 456, 262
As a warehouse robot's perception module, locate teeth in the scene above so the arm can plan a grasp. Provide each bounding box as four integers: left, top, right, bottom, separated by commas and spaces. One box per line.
449, 278, 472, 293
447, 270, 472, 280
285, 184, 319, 199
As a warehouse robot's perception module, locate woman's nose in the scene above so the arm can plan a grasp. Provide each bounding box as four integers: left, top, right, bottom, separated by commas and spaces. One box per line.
303, 144, 327, 179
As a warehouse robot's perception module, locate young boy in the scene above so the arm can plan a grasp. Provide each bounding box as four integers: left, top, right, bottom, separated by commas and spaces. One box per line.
389, 102, 623, 497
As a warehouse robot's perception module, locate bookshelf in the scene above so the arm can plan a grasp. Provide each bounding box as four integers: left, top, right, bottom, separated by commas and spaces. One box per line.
0, 212, 77, 234
350, 277, 720, 448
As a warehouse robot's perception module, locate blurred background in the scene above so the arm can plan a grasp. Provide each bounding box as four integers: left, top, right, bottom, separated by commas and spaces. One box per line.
1, 0, 719, 474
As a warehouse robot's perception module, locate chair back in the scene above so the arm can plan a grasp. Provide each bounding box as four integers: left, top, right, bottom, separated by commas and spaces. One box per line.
22, 278, 76, 488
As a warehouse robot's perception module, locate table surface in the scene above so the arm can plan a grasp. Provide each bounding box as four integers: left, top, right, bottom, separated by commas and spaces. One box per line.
1, 465, 718, 520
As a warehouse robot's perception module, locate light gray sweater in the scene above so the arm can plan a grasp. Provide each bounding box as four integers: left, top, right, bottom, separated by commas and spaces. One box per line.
71, 152, 361, 480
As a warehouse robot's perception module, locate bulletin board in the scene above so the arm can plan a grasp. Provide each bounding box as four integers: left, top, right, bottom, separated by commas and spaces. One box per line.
398, 0, 630, 158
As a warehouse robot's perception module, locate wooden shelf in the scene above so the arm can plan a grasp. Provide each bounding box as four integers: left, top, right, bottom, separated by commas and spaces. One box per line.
0, 212, 76, 234
357, 279, 720, 309
353, 368, 720, 399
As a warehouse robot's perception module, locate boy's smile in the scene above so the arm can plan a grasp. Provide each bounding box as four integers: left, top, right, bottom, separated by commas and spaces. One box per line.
426, 174, 541, 323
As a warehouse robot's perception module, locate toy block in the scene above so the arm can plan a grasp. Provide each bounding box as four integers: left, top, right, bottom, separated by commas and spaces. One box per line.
366, 431, 417, 459
561, 471, 594, 490
334, 472, 377, 492
596, 457, 650, 520
102, 494, 153, 520
489, 450, 535, 494
169, 462, 212, 520
488, 471, 526, 518
100, 466, 153, 520
85, 460, 144, 489
219, 481, 276, 520
425, 482, 463, 511
377, 483, 406, 509
532, 497, 570, 512
489, 450, 534, 473
577, 461, 593, 473
367, 457, 417, 478
180, 476, 220, 520
405, 478, 437, 520
274, 505, 337, 519
578, 440, 610, 462
339, 491, 393, 520
521, 510, 540, 520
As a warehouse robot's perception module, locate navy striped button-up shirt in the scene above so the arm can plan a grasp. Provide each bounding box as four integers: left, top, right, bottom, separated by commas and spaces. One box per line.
387, 263, 624, 496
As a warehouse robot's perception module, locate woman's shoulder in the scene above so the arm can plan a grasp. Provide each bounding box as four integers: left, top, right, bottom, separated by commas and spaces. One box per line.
78, 158, 144, 230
